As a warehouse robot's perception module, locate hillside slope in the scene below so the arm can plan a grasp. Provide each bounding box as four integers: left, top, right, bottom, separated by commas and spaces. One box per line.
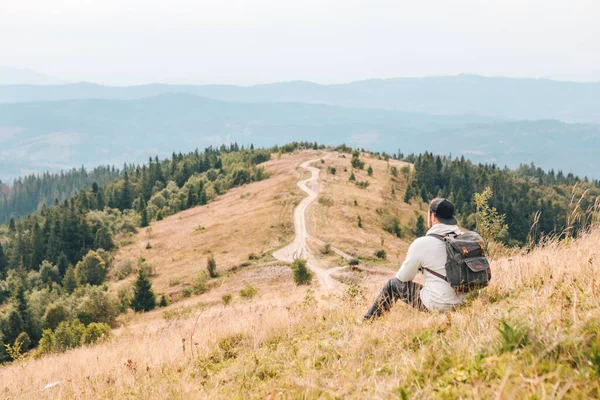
1, 151, 599, 398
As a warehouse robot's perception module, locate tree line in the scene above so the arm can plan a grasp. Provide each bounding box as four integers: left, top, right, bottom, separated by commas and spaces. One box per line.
0, 142, 291, 362
404, 152, 600, 245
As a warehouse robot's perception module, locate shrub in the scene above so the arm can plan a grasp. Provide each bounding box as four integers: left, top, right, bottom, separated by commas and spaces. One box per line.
383, 216, 403, 238
117, 287, 131, 313
390, 166, 399, 177
321, 243, 332, 255
192, 271, 209, 295
248, 252, 259, 260
158, 295, 168, 307
349, 258, 360, 266
81, 322, 111, 345
374, 249, 387, 259
318, 196, 334, 206
43, 302, 70, 330
74, 286, 120, 326
207, 255, 218, 278
367, 166, 373, 176
75, 250, 107, 286
112, 258, 136, 281
169, 276, 181, 286
222, 293, 233, 306
146, 242, 152, 249
182, 288, 192, 298
137, 257, 156, 277
239, 284, 259, 298
328, 166, 337, 175
358, 215, 363, 228
35, 329, 55, 357
355, 180, 370, 189
15, 332, 31, 352
291, 259, 312, 285
349, 172, 356, 181
53, 320, 85, 352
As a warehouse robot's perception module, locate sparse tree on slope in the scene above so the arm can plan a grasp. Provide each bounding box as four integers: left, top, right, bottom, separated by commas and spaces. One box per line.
131, 270, 156, 312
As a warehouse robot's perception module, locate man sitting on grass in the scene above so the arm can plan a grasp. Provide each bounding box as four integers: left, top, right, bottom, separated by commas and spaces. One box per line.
364, 198, 466, 319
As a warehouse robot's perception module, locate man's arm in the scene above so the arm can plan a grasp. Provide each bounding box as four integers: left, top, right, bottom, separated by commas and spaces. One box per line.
395, 239, 423, 282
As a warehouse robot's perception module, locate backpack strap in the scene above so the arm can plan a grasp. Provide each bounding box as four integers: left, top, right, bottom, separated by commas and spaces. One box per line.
421, 266, 447, 281
422, 233, 450, 280
428, 233, 446, 241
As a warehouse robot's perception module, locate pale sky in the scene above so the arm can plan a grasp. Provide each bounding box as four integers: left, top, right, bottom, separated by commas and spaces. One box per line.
1, 0, 599, 85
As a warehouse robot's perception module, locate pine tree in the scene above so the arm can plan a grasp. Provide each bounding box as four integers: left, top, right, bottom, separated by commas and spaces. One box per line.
415, 215, 427, 237
404, 185, 414, 203
8, 217, 15, 232
367, 165, 373, 176
140, 199, 149, 228
0, 242, 7, 279
131, 270, 156, 312
349, 171, 356, 181
56, 252, 69, 277
30, 221, 45, 270
62, 265, 78, 294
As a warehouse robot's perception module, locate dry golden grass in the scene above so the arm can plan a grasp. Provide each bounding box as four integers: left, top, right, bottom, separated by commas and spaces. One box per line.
4, 149, 600, 399
3, 227, 600, 399
110, 150, 325, 297
308, 152, 420, 267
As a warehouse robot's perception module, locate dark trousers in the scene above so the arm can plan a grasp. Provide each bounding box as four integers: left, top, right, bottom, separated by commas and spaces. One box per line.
364, 278, 424, 319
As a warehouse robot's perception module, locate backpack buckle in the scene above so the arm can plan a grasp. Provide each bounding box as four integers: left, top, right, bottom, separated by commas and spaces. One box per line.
461, 247, 469, 257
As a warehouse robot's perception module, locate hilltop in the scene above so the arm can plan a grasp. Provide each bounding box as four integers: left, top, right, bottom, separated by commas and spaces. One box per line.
1, 149, 599, 398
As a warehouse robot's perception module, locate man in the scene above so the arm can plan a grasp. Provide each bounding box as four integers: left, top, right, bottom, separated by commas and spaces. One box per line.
364, 198, 466, 319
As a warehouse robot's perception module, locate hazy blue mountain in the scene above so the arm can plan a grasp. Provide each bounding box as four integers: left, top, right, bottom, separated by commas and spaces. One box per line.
1, 75, 599, 123
0, 66, 65, 85
1, 94, 598, 182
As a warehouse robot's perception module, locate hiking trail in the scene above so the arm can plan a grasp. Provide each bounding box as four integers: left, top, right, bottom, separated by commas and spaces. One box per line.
273, 154, 351, 291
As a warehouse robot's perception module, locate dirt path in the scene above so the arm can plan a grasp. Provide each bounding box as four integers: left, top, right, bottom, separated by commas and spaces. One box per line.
273, 154, 344, 291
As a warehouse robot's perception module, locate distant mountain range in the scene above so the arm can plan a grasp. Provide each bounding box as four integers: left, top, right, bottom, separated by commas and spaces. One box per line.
1, 93, 599, 182
1, 74, 600, 123
0, 66, 65, 85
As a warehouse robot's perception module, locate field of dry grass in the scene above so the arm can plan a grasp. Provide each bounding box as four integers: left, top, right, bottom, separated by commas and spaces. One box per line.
3, 149, 600, 399
2, 226, 599, 399
308, 152, 420, 267
110, 150, 324, 298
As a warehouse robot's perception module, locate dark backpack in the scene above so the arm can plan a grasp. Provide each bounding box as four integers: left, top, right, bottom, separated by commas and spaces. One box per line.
423, 231, 491, 292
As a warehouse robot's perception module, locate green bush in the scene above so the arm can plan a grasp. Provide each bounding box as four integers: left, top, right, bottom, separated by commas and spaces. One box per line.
374, 249, 387, 259
182, 288, 192, 298
53, 320, 85, 352
169, 276, 181, 286
349, 258, 360, 266
192, 271, 209, 295
112, 258, 136, 281
239, 284, 259, 298
81, 322, 111, 345
158, 295, 168, 307
222, 293, 233, 306
74, 286, 120, 326
75, 250, 107, 286
43, 302, 70, 330
291, 259, 312, 285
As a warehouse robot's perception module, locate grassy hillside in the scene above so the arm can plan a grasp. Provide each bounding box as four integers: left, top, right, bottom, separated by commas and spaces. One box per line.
1, 150, 599, 398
